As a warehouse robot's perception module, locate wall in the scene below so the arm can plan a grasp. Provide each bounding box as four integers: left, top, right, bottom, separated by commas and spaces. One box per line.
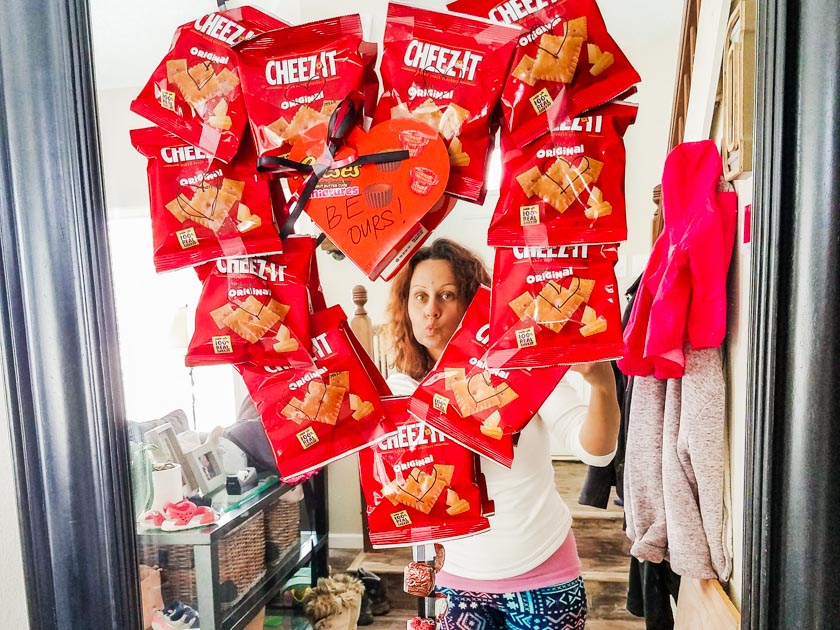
724, 176, 750, 608
0, 385, 31, 628
700, 2, 751, 608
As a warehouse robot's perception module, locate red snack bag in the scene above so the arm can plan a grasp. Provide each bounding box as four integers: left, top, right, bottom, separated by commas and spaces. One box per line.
130, 7, 288, 162
375, 3, 521, 202
359, 397, 491, 547
235, 15, 377, 158
486, 244, 623, 369
186, 237, 316, 367
409, 286, 568, 467
447, 0, 641, 145
130, 127, 283, 273
239, 305, 395, 480
488, 101, 636, 246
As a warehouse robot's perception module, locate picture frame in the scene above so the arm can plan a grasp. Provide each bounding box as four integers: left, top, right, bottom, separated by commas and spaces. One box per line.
185, 442, 226, 495
143, 422, 199, 493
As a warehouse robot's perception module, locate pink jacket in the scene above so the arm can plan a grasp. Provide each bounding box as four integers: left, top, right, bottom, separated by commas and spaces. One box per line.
618, 140, 737, 378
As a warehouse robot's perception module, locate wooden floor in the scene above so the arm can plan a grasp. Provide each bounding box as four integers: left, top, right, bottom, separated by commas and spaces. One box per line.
268, 461, 645, 629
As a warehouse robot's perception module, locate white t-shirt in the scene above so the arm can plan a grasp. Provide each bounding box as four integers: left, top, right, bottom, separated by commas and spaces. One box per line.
386, 371, 615, 580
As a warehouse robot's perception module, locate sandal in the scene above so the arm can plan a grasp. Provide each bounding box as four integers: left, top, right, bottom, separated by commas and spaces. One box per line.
161, 505, 218, 531
137, 509, 166, 530
161, 500, 198, 522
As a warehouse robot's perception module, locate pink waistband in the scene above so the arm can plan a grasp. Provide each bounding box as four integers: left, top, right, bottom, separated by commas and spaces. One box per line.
435, 530, 581, 594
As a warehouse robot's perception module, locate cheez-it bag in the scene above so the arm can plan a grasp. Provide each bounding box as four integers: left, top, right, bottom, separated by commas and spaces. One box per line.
487, 244, 623, 369
186, 237, 316, 367
239, 306, 395, 480
235, 15, 378, 158
131, 7, 288, 162
131, 127, 284, 272
488, 101, 637, 247
375, 2, 521, 202
359, 397, 491, 547
409, 285, 568, 467
448, 0, 640, 146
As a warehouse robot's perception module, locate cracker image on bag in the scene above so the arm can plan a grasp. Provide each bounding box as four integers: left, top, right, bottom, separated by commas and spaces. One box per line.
447, 371, 519, 417
529, 155, 604, 213
520, 276, 597, 333
166, 177, 246, 233
529, 18, 588, 85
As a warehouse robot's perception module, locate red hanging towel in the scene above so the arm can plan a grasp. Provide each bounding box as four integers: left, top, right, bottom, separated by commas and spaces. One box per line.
618, 140, 737, 379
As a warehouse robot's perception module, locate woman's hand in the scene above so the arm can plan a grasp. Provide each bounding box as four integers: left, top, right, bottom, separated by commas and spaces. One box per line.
570, 361, 615, 391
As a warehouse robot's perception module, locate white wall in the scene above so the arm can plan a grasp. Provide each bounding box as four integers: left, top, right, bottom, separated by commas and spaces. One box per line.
724, 176, 750, 609
0, 385, 31, 628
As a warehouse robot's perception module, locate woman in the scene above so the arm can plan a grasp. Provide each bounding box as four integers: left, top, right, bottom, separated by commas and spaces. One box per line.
385, 239, 620, 630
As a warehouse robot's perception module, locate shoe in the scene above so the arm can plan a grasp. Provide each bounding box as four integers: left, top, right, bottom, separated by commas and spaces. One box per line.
169, 604, 200, 629
137, 510, 166, 531
356, 567, 390, 616
151, 601, 185, 630
162, 500, 198, 521
161, 503, 218, 531
356, 593, 374, 626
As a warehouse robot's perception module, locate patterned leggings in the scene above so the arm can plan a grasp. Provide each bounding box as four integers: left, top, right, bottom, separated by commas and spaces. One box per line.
437, 576, 587, 630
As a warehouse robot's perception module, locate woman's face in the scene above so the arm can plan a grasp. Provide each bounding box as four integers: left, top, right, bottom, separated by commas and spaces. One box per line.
407, 259, 466, 361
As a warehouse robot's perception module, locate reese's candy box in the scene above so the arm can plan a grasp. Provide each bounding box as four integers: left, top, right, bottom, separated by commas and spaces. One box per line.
186, 237, 317, 368
239, 306, 395, 480
130, 7, 288, 162
359, 397, 491, 547
487, 244, 623, 369
409, 285, 568, 467
488, 101, 636, 246
374, 3, 521, 202
131, 127, 284, 273
235, 15, 378, 158
448, 0, 640, 146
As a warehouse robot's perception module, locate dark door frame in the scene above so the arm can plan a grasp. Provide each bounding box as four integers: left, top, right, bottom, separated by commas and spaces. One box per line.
743, 1, 840, 628
2, 0, 838, 628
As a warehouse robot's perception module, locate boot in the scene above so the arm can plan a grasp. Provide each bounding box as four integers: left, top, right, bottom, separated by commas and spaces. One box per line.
356, 567, 391, 616
329, 574, 365, 630
356, 593, 374, 626
303, 581, 354, 630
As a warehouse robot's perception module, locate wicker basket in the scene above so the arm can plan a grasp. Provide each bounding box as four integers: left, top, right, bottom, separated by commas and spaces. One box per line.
218, 511, 267, 609
264, 498, 301, 565
138, 511, 266, 610
138, 544, 197, 608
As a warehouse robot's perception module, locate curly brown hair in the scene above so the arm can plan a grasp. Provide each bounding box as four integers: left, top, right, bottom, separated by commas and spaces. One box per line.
386, 239, 490, 380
